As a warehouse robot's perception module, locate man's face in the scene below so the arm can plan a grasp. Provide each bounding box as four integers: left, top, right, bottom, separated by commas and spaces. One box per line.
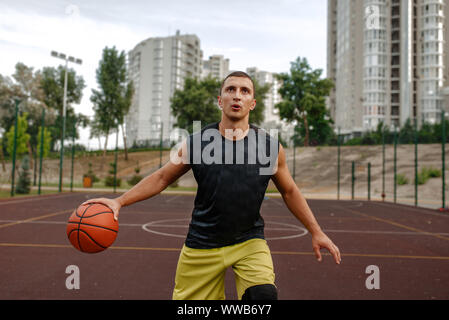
218, 76, 256, 121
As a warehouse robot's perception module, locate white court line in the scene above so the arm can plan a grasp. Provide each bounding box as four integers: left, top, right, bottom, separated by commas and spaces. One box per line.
141, 219, 308, 241
0, 193, 80, 206
0, 219, 303, 231
371, 201, 449, 217
2, 219, 448, 237
323, 229, 449, 236
0, 219, 143, 227
163, 194, 182, 203
266, 197, 284, 206
343, 200, 448, 218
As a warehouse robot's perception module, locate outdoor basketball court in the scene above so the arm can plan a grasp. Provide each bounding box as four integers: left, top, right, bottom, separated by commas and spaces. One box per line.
0, 191, 447, 300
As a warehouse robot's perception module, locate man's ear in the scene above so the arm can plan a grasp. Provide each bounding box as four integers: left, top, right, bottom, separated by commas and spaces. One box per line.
217, 96, 223, 109
250, 99, 256, 111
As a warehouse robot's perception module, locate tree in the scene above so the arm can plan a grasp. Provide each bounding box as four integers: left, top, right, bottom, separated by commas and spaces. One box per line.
6, 112, 30, 157
249, 78, 269, 125
398, 118, 415, 144
90, 46, 134, 159
40, 65, 86, 151
171, 76, 222, 133
36, 126, 52, 158
276, 57, 334, 146
1, 63, 54, 159
171, 76, 269, 133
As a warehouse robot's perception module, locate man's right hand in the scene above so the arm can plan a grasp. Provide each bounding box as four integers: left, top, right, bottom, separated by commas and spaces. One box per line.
81, 197, 122, 221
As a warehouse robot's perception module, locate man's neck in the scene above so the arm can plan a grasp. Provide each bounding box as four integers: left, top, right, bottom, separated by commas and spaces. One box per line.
218, 118, 250, 141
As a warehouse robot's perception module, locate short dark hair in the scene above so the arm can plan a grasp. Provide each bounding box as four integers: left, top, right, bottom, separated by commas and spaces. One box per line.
220, 71, 255, 97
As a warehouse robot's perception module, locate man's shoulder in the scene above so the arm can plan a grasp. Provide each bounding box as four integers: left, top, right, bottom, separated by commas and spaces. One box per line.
249, 124, 279, 142
189, 122, 219, 137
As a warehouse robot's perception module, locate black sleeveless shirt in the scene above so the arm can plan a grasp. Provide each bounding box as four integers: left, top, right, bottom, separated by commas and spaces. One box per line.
185, 122, 279, 249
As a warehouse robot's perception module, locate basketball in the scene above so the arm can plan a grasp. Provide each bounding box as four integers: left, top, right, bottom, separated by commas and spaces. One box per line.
67, 203, 119, 253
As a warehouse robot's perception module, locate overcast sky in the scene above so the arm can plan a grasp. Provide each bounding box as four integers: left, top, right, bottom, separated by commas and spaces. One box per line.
0, 0, 328, 148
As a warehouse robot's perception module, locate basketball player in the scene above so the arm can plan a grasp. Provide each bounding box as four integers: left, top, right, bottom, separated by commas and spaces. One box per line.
82, 71, 341, 300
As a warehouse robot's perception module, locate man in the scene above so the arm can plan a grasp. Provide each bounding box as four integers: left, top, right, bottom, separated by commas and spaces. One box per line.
82, 71, 341, 300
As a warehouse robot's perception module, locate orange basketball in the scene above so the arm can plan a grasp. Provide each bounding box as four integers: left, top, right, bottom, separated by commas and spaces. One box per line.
67, 203, 119, 253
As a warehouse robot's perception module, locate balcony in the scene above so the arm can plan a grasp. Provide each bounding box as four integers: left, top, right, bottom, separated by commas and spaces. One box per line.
391, 56, 400, 66
391, 31, 400, 42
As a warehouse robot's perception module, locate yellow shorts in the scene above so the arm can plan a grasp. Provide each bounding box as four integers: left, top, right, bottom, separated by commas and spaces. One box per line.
172, 238, 276, 300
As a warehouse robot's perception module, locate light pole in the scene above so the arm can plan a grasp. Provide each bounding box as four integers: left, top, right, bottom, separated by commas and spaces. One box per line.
50, 51, 82, 192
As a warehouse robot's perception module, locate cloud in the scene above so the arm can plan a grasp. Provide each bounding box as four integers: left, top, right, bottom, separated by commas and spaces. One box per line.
0, 0, 328, 147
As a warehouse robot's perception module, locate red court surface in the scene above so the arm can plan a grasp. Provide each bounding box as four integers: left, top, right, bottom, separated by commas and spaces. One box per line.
0, 192, 448, 300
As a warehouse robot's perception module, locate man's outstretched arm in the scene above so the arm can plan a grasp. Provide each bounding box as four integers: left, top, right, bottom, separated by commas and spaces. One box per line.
82, 142, 191, 221
271, 144, 341, 264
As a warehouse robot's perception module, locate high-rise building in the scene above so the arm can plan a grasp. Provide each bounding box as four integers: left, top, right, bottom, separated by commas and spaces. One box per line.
202, 55, 230, 80
246, 67, 294, 144
327, 0, 364, 136
126, 30, 203, 147
327, 0, 449, 135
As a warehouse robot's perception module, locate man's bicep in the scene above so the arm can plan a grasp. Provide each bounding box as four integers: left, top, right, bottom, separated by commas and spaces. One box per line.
271, 145, 295, 195
160, 161, 191, 186
161, 139, 191, 185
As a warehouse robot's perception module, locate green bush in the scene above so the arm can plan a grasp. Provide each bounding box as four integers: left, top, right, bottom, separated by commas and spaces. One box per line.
105, 162, 121, 187
127, 175, 143, 186
397, 173, 408, 185
83, 162, 100, 185
16, 155, 31, 194
105, 176, 121, 187
127, 161, 143, 186
425, 167, 441, 178
417, 167, 442, 185
417, 172, 429, 185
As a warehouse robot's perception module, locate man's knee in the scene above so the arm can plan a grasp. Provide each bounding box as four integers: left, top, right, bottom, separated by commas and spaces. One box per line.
241, 284, 277, 300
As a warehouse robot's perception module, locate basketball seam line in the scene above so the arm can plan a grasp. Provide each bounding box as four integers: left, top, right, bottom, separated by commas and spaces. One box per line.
75, 210, 113, 219
68, 227, 108, 248
77, 204, 92, 251
77, 229, 107, 249
67, 221, 118, 233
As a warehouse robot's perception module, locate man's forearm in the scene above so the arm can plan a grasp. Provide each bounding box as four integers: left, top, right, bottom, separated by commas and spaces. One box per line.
281, 187, 323, 235
116, 170, 167, 207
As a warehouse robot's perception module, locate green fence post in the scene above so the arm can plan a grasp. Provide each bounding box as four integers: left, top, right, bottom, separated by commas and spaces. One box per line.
414, 119, 418, 206
382, 127, 385, 201
368, 162, 371, 201
10, 99, 20, 197
70, 123, 76, 192
113, 127, 119, 193
337, 127, 341, 200
442, 110, 446, 209
352, 161, 355, 200
159, 122, 163, 169
393, 125, 397, 203
293, 140, 296, 182
38, 108, 45, 195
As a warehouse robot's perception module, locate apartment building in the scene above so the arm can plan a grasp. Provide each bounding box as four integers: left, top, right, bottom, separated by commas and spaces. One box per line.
327, 0, 449, 135
126, 30, 203, 147
246, 67, 294, 144
327, 0, 364, 136
202, 54, 230, 80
